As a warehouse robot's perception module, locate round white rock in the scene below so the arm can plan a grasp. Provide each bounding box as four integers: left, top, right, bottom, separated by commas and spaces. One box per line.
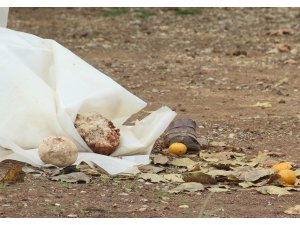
38, 136, 78, 167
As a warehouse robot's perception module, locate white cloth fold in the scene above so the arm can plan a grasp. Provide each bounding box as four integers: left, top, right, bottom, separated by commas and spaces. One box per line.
0, 8, 9, 28
0, 28, 176, 174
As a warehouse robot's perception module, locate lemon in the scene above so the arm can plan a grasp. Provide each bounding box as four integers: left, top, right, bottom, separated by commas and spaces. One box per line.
277, 169, 297, 186
168, 143, 187, 155
272, 162, 292, 172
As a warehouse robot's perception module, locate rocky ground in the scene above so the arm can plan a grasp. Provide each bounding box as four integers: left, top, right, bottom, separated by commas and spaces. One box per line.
1, 7, 300, 218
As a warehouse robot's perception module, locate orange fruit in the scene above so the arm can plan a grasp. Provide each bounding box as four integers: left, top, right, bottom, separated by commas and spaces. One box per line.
168, 143, 187, 155
277, 169, 297, 186
272, 162, 292, 172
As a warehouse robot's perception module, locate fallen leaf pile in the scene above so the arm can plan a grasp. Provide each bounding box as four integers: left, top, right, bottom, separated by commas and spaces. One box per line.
2, 141, 299, 198
130, 145, 300, 196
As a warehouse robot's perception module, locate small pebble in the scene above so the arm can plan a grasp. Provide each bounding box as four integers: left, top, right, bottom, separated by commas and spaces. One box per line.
228, 133, 236, 139
179, 205, 189, 209
119, 192, 129, 196
67, 214, 78, 218
138, 207, 147, 212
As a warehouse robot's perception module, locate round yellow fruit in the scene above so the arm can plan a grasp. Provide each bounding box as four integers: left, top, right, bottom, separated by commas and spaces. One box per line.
272, 162, 292, 172
277, 169, 297, 186
168, 143, 187, 155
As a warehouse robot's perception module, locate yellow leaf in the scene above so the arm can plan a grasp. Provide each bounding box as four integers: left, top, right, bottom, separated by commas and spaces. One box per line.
251, 102, 272, 108
163, 174, 184, 183
171, 158, 197, 167
0, 165, 25, 184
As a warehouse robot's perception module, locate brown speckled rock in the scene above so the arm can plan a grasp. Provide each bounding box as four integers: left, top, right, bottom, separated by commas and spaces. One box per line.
38, 136, 78, 167
74, 112, 120, 155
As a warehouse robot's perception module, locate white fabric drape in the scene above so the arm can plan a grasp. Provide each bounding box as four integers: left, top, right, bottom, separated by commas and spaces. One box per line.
0, 28, 176, 174
0, 7, 9, 27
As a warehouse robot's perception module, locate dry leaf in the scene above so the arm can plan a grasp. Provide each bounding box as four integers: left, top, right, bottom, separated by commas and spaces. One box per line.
50, 172, 91, 183
169, 182, 204, 193
274, 77, 289, 87
209, 141, 227, 147
139, 173, 166, 183
0, 165, 25, 184
163, 174, 184, 183
207, 169, 235, 178
207, 187, 230, 193
138, 165, 165, 174
254, 178, 273, 187
211, 163, 232, 170
255, 185, 291, 196
295, 169, 300, 177
284, 205, 300, 215
200, 151, 246, 168
238, 181, 254, 188
200, 151, 245, 162
153, 154, 169, 165
187, 163, 201, 172
284, 187, 300, 192
244, 168, 275, 182
78, 167, 102, 176
51, 165, 79, 177
171, 158, 197, 167
182, 172, 217, 184
247, 151, 269, 167
250, 102, 272, 109
22, 166, 42, 174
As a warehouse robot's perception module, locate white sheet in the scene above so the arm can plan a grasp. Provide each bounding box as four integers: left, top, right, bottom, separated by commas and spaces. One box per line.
0, 28, 176, 174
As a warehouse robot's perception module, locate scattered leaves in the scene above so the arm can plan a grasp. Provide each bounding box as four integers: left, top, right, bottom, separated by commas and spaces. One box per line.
207, 187, 230, 193
247, 151, 269, 167
169, 182, 204, 193
207, 169, 235, 178
50, 172, 91, 183
22, 166, 42, 174
139, 173, 166, 183
170, 158, 197, 167
163, 174, 184, 183
243, 168, 275, 182
238, 181, 255, 188
255, 185, 291, 196
138, 165, 165, 174
153, 154, 169, 165
77, 165, 102, 176
182, 172, 217, 184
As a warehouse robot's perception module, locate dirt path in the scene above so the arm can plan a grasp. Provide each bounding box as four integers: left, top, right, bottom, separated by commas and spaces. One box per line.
1, 8, 300, 218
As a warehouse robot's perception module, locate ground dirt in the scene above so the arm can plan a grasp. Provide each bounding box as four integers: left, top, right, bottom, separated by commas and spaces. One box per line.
1, 7, 300, 218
